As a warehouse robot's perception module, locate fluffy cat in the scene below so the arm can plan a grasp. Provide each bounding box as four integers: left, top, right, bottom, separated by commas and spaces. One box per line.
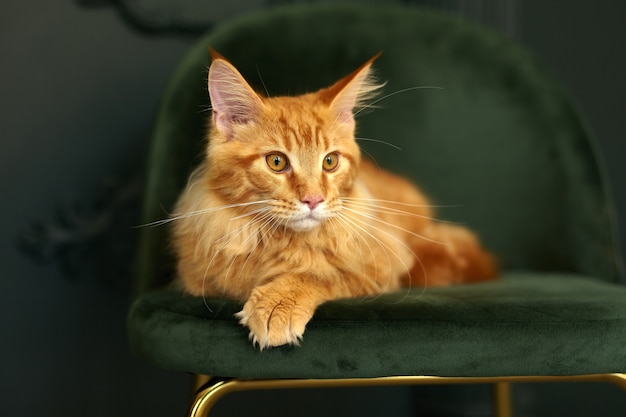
172, 51, 497, 349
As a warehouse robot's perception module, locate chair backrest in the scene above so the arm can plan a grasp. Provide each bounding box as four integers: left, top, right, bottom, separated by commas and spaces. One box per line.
135, 5, 623, 294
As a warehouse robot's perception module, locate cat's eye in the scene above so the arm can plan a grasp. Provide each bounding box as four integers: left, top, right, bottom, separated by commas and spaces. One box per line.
323, 152, 340, 172
265, 152, 289, 172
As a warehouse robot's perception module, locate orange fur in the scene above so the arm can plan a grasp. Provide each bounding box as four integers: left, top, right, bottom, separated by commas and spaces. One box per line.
172, 53, 497, 349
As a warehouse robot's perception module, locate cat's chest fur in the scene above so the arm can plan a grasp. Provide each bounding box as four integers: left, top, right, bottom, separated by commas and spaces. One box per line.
192, 177, 409, 299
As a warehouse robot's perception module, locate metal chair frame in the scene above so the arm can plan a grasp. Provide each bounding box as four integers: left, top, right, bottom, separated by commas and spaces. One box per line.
188, 373, 626, 417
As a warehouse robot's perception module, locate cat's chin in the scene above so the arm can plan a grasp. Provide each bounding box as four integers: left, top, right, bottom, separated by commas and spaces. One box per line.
286, 217, 323, 232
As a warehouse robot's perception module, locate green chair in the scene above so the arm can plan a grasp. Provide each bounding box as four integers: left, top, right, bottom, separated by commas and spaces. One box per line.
128, 5, 626, 416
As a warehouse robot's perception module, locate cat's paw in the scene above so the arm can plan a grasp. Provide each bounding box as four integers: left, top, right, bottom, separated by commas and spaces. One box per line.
235, 289, 314, 349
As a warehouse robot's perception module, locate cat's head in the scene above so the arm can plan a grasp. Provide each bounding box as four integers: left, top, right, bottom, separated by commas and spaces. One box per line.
205, 50, 382, 232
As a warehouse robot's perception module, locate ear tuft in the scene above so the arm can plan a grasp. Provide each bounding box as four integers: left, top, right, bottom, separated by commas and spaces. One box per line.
208, 53, 264, 139
320, 53, 385, 125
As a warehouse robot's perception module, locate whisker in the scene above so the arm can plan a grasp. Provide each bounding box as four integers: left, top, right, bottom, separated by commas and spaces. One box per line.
332, 214, 378, 282
256, 64, 270, 97
238, 215, 280, 274
199, 214, 275, 312
335, 212, 388, 291
213, 210, 274, 248
236, 212, 284, 282
341, 211, 428, 303
229, 206, 272, 221
197, 104, 213, 114
341, 196, 461, 209
135, 199, 273, 228
358, 147, 383, 171
355, 137, 402, 151
353, 86, 444, 118
342, 206, 446, 246
338, 211, 420, 302
342, 199, 459, 225
210, 211, 276, 297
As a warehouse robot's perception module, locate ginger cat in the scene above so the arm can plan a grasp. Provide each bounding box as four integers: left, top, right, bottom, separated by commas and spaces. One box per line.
172, 51, 497, 349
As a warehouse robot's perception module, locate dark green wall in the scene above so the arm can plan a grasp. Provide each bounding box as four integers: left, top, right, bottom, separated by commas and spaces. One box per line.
1, 1, 624, 416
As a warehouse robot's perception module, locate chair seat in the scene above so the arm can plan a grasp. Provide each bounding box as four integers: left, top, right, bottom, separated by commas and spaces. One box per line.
128, 272, 626, 379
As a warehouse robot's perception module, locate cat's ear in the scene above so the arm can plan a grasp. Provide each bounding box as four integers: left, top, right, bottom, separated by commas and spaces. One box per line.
208, 49, 264, 139
320, 53, 384, 127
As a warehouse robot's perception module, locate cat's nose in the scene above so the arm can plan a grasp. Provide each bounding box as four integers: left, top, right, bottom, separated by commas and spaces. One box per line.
301, 195, 325, 210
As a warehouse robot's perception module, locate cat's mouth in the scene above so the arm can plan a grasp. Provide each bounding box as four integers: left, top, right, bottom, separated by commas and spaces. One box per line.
287, 212, 325, 232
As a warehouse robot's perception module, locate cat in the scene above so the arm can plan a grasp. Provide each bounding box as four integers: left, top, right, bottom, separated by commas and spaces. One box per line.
171, 50, 497, 349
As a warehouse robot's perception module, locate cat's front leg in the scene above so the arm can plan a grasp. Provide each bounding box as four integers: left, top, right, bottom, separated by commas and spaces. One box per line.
235, 275, 329, 349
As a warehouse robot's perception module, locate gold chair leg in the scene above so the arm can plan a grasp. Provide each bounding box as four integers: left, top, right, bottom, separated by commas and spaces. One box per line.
606, 373, 626, 392
188, 377, 234, 417
493, 382, 512, 417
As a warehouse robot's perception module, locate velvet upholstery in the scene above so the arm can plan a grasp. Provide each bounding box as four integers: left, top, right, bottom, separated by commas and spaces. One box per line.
130, 273, 626, 378
129, 5, 625, 379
